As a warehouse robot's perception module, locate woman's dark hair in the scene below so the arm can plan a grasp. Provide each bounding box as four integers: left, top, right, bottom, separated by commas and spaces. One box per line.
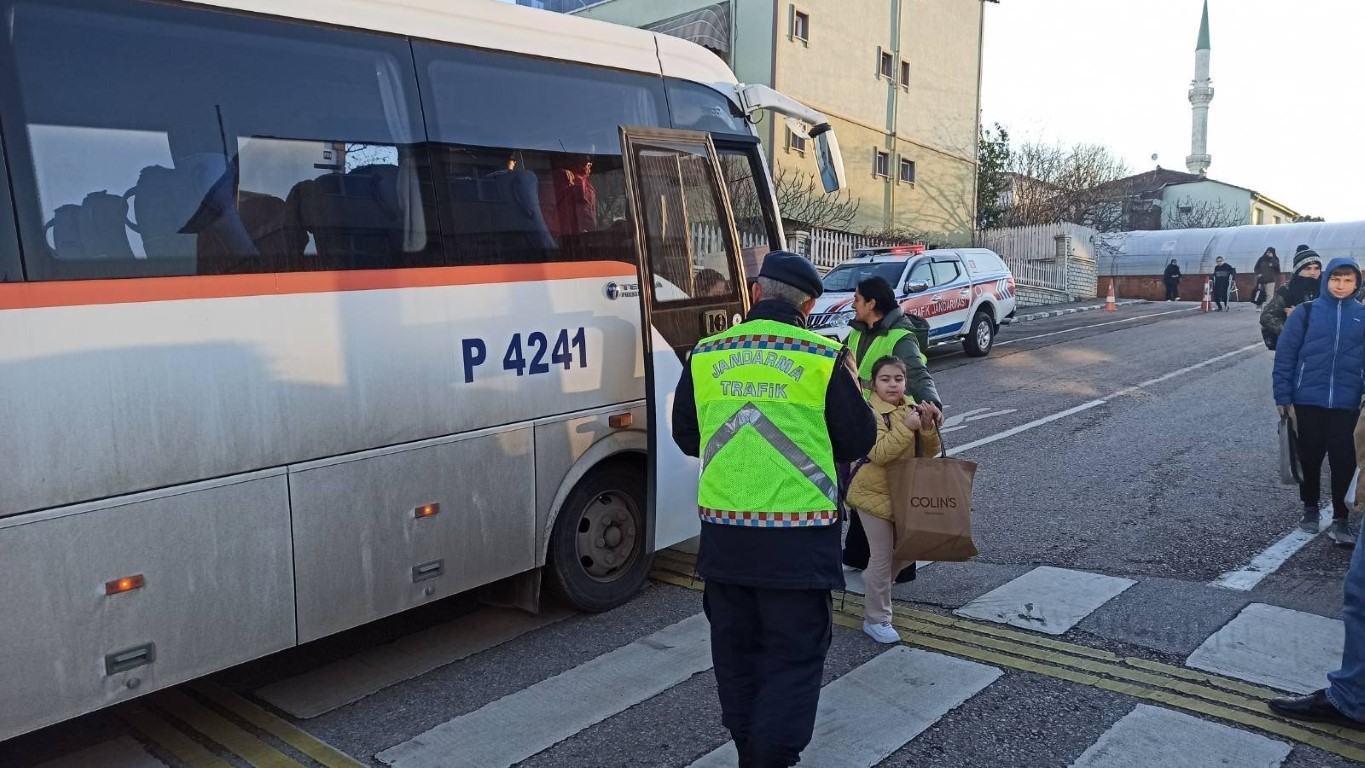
856, 276, 898, 315
871, 355, 908, 379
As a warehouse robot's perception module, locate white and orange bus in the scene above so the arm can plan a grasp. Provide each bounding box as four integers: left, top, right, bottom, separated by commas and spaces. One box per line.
0, 0, 846, 740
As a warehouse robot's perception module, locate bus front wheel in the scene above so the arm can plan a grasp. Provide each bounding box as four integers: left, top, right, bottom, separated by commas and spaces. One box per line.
547, 460, 651, 612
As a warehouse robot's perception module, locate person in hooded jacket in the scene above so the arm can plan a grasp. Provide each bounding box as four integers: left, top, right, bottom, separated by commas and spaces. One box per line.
1272, 257, 1365, 546
1163, 259, 1183, 301
1211, 256, 1236, 310
1261, 247, 1324, 349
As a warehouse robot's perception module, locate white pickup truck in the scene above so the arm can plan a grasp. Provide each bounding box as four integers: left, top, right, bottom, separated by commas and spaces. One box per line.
808, 246, 1018, 357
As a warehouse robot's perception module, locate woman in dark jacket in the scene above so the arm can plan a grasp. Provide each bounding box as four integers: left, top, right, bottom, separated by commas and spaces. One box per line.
1162, 259, 1182, 301
1211, 256, 1236, 310
1272, 257, 1365, 546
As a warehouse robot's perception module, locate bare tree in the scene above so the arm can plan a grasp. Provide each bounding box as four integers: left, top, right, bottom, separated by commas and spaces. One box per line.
1163, 196, 1244, 230
1002, 140, 1131, 231
764, 164, 861, 231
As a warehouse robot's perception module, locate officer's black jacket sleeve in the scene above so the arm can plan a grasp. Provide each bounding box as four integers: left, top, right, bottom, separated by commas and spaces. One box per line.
826, 350, 877, 462
671, 354, 701, 457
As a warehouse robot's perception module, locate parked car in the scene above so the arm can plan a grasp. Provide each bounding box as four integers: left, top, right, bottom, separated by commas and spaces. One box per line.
809, 246, 1017, 357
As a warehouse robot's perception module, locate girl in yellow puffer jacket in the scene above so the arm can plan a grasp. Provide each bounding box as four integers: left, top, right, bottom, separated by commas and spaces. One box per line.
846, 356, 939, 644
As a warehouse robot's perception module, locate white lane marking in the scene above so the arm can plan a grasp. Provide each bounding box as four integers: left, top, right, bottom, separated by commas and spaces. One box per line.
256, 607, 570, 718
687, 646, 1001, 768
940, 407, 1018, 434
954, 566, 1137, 636
376, 613, 712, 768
1211, 504, 1333, 591
997, 307, 1198, 346
947, 400, 1105, 455
34, 737, 168, 768
949, 343, 1263, 456
1185, 603, 1345, 694
1069, 704, 1291, 768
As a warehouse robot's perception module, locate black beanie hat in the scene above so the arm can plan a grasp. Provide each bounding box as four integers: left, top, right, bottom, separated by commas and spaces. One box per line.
1294, 248, 1322, 272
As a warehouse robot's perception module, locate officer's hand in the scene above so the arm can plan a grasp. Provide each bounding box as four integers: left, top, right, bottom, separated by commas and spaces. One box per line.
1278, 404, 1294, 420
918, 401, 944, 428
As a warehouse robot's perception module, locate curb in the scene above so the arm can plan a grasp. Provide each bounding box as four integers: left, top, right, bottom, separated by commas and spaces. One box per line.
1001, 299, 1150, 325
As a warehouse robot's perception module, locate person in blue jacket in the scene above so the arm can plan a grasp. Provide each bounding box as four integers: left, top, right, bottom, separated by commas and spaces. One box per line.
1273, 257, 1365, 546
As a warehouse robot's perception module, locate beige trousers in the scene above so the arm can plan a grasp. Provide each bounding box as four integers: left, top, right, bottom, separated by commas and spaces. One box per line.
858, 510, 913, 624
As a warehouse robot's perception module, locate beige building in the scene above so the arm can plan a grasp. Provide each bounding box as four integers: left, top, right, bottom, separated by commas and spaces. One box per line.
568, 0, 986, 241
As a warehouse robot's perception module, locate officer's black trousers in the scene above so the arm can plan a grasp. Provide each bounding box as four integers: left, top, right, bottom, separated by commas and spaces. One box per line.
702, 581, 833, 768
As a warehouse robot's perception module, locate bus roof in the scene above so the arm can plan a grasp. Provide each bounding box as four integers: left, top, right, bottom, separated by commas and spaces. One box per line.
187, 0, 739, 88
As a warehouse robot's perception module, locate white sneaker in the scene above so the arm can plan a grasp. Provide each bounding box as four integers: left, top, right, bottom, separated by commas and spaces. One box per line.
843, 570, 866, 595
863, 621, 900, 644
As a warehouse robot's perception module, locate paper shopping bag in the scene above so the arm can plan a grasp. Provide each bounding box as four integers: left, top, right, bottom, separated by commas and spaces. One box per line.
886, 452, 979, 562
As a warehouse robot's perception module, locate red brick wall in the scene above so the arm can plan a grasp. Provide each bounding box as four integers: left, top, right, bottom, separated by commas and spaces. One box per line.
1110, 274, 1276, 302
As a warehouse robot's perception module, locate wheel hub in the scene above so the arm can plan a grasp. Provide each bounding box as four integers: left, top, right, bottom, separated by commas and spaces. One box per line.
575, 491, 640, 581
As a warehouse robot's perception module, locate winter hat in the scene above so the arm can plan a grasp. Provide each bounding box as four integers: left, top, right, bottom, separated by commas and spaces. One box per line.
1294, 248, 1323, 272
1296, 244, 1311, 254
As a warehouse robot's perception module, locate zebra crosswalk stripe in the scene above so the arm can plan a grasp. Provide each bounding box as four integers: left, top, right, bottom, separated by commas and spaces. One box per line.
1069, 704, 1291, 768
688, 646, 1001, 767
954, 565, 1136, 636
33, 737, 168, 768
375, 613, 713, 768
1186, 603, 1345, 694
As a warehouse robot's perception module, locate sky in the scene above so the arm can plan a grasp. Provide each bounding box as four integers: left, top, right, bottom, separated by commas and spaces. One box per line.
980, 0, 1365, 222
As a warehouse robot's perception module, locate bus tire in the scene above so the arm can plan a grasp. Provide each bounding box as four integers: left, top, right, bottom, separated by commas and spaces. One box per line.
963, 310, 995, 357
547, 460, 651, 612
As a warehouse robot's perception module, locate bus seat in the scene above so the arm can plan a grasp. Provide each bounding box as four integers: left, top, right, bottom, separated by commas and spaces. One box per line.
290, 164, 404, 268
446, 168, 556, 262
42, 191, 136, 261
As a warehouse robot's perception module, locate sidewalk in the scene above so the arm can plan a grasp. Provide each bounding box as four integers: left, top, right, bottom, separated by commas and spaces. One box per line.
1002, 298, 1150, 325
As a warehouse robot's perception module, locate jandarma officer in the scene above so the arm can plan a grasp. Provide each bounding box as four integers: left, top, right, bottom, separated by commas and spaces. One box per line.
672, 251, 876, 768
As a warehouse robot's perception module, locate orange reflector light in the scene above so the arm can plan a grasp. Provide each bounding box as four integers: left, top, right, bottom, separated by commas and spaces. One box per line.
414, 503, 441, 519
104, 574, 145, 595
609, 413, 633, 429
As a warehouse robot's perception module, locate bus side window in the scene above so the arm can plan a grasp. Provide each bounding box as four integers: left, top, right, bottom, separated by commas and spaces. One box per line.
0, 126, 19, 282
4, 1, 439, 279
414, 43, 670, 268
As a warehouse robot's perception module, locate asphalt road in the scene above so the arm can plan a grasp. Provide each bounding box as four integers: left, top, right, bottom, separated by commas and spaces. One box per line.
6, 300, 1361, 768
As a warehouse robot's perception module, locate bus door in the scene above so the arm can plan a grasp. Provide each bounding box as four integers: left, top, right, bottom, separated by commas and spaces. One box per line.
618, 127, 749, 551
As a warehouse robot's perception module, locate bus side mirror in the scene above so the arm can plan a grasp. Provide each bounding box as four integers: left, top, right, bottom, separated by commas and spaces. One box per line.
813, 126, 846, 193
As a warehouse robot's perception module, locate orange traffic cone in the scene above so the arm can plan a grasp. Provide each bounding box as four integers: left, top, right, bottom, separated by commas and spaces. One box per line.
1200, 280, 1212, 312
1103, 280, 1118, 311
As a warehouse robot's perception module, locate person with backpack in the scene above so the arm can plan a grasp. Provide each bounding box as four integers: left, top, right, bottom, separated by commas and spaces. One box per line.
845, 276, 943, 425
1272, 257, 1365, 546
1261, 247, 1323, 350
841, 276, 943, 586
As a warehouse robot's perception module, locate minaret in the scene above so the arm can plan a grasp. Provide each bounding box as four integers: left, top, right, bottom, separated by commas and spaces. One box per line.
1186, 0, 1213, 175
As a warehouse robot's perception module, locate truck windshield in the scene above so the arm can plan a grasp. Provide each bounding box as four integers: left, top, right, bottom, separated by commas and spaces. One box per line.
822, 261, 905, 292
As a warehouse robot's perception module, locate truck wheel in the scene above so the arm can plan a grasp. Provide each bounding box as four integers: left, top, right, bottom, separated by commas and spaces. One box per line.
547, 460, 652, 612
963, 311, 995, 357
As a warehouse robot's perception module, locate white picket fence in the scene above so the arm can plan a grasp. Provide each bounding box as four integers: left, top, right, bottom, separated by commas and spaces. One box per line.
789, 229, 906, 270
975, 222, 1099, 302
690, 223, 772, 259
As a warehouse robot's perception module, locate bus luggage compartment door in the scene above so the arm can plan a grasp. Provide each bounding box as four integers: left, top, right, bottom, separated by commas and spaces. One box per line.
0, 472, 295, 741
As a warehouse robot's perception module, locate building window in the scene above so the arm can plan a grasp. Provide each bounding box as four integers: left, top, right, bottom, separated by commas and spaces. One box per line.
786, 127, 806, 155
874, 150, 890, 179
1274, 215, 1282, 225
1255, 208, 1265, 225
900, 60, 911, 89
899, 158, 916, 184
792, 9, 809, 43
879, 50, 894, 80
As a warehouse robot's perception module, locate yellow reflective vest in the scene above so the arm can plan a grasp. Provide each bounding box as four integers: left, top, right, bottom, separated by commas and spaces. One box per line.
689, 318, 842, 527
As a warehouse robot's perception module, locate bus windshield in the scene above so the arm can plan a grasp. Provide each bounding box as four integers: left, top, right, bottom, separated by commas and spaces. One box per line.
822, 261, 905, 292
